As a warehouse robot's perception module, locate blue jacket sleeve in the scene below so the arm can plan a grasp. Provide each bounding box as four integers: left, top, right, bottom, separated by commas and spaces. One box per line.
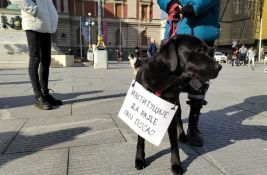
186, 0, 219, 16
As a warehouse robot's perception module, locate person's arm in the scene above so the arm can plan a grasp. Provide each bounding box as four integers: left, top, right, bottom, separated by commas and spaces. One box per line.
181, 0, 219, 17
10, 0, 38, 16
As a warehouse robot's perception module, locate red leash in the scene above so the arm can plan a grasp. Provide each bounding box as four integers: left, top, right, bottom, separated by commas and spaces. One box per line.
168, 3, 183, 38
155, 4, 184, 97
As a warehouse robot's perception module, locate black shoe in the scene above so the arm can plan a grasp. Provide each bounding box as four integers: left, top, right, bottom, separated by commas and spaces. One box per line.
42, 89, 63, 106
35, 97, 52, 110
187, 127, 203, 147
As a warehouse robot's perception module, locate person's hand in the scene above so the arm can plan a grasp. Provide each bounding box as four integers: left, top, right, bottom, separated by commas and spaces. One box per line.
180, 4, 196, 18
168, 3, 182, 19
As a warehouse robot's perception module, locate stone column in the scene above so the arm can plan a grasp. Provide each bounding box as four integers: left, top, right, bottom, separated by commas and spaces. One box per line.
56, 0, 61, 13
63, 0, 68, 13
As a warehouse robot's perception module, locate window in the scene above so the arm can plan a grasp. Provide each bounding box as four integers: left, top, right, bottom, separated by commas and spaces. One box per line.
75, 0, 83, 16
141, 5, 148, 20
115, 3, 122, 18
233, 0, 240, 15
0, 0, 8, 8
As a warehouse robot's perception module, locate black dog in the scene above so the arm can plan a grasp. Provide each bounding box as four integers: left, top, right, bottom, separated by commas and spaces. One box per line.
134, 34, 222, 175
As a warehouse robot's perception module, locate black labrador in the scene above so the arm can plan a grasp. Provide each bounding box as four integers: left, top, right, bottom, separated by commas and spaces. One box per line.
134, 34, 222, 175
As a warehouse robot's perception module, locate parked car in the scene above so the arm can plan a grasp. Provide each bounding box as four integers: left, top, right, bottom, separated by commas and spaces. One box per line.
214, 52, 227, 63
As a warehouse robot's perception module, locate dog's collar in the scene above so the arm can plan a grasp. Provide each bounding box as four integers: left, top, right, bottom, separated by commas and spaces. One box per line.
153, 75, 190, 97
154, 91, 161, 97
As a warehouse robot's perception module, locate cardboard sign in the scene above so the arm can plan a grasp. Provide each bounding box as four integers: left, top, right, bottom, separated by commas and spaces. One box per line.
118, 81, 178, 146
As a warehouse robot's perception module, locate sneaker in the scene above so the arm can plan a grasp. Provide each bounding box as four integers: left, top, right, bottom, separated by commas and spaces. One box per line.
42, 89, 63, 106
35, 97, 52, 110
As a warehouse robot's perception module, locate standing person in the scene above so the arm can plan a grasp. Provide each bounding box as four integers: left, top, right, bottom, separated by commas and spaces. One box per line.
247, 47, 255, 70
232, 47, 238, 66
147, 38, 158, 58
238, 45, 248, 66
10, 0, 62, 110
158, 0, 221, 147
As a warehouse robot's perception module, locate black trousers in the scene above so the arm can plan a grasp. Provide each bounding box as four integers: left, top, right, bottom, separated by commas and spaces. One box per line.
26, 30, 52, 98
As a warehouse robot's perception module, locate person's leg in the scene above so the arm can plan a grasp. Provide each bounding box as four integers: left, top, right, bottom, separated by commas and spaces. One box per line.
244, 54, 247, 66
236, 54, 241, 66
186, 84, 208, 146
26, 30, 42, 98
186, 40, 214, 147
26, 30, 51, 110
39, 33, 62, 106
39, 33, 51, 90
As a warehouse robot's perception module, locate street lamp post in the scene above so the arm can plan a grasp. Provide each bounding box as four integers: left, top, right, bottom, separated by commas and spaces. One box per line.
258, 0, 263, 63
94, 0, 108, 69
86, 12, 95, 62
96, 0, 106, 50
86, 12, 95, 52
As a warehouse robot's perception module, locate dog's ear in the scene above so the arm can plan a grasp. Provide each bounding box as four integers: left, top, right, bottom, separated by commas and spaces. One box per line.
156, 39, 178, 72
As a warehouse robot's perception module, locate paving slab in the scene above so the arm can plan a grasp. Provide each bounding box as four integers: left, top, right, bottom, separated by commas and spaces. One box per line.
0, 63, 266, 175
0, 149, 68, 175
5, 114, 125, 154
72, 97, 124, 116
68, 143, 223, 175
1, 103, 72, 119
0, 119, 27, 153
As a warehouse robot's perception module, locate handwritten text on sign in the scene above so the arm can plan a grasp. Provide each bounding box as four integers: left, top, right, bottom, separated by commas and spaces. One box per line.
118, 81, 178, 146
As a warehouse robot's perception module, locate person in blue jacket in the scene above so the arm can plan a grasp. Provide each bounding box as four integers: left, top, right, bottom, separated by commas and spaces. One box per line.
158, 0, 221, 147
147, 38, 158, 58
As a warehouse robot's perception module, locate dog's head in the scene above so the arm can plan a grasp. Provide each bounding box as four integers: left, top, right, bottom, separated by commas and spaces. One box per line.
136, 34, 222, 94
157, 34, 222, 82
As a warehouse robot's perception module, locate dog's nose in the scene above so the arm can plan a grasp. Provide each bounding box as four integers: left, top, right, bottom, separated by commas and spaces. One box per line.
217, 64, 222, 71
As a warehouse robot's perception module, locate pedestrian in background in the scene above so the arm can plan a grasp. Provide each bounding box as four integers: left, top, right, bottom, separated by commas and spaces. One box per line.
10, 0, 62, 110
232, 47, 238, 66
147, 38, 158, 58
247, 47, 255, 70
158, 0, 221, 147
238, 45, 248, 66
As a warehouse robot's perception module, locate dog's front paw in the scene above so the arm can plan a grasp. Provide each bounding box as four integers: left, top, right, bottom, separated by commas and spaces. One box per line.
135, 158, 146, 170
171, 164, 183, 175
179, 132, 188, 143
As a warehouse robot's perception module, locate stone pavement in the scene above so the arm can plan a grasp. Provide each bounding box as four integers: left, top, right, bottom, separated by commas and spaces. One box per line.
0, 62, 266, 175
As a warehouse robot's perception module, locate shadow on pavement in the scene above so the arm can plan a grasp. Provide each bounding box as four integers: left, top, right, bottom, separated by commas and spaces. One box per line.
0, 90, 125, 109
145, 95, 267, 172
62, 93, 126, 104
0, 127, 90, 167
0, 79, 61, 85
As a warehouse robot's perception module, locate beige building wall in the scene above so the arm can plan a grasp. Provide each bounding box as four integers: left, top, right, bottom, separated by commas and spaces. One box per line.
153, 0, 161, 20
128, 0, 137, 18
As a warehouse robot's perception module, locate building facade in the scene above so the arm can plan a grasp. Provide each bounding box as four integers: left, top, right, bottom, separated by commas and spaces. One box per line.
54, 0, 163, 60
0, 0, 266, 59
